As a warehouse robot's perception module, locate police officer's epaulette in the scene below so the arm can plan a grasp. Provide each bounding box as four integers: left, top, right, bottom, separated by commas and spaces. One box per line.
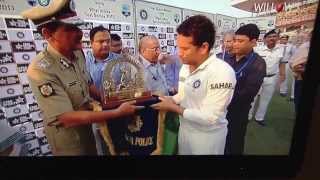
34, 52, 52, 70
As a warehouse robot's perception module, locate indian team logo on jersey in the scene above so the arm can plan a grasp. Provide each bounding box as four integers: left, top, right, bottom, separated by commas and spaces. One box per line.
193, 79, 201, 89
39, 83, 55, 97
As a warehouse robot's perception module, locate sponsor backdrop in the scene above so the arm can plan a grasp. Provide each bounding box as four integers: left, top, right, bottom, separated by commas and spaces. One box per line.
75, 0, 136, 56
237, 16, 276, 35
135, 0, 182, 54
0, 0, 239, 156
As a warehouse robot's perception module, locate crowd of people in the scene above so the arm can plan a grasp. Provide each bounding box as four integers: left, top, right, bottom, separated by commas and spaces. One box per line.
0, 0, 312, 156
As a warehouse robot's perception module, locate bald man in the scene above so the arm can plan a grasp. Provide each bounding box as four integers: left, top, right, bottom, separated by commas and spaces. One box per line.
138, 35, 169, 95
216, 32, 235, 61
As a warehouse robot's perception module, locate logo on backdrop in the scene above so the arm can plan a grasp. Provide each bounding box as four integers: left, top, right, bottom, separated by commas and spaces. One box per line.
140, 9, 148, 20
122, 4, 131, 17
174, 14, 180, 24
268, 20, 274, 27
232, 22, 236, 29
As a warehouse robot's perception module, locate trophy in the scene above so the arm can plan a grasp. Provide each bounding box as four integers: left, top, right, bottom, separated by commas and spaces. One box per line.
94, 55, 166, 155
101, 55, 159, 109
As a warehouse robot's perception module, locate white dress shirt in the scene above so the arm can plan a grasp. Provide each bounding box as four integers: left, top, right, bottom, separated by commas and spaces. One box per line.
254, 44, 285, 76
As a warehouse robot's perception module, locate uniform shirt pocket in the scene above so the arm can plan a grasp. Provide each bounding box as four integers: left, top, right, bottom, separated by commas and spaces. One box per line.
65, 81, 85, 109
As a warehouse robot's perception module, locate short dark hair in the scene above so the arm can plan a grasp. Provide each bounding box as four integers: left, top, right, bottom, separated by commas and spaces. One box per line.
110, 33, 121, 41
176, 15, 215, 50
235, 24, 260, 40
89, 25, 110, 41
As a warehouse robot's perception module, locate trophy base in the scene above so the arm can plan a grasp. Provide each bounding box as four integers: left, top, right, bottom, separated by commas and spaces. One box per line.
102, 95, 160, 110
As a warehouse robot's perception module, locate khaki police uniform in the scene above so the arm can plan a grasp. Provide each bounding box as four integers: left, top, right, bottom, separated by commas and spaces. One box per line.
27, 44, 97, 155
172, 54, 236, 155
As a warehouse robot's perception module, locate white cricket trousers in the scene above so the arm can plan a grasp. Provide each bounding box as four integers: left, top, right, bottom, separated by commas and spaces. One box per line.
279, 63, 295, 98
249, 75, 278, 121
178, 124, 228, 155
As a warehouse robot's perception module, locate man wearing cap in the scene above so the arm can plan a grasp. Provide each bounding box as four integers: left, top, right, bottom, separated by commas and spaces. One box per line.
21, 0, 137, 156
279, 34, 296, 99
222, 24, 266, 155
249, 29, 286, 126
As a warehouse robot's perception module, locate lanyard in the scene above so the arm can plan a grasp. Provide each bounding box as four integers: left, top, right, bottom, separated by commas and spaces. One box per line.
222, 49, 226, 61
235, 52, 255, 79
147, 64, 160, 81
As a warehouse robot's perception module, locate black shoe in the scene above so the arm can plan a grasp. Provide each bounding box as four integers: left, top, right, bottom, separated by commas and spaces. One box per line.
280, 93, 287, 97
255, 120, 266, 126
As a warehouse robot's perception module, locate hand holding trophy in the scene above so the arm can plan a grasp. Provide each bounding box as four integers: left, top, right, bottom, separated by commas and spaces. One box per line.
98, 55, 166, 155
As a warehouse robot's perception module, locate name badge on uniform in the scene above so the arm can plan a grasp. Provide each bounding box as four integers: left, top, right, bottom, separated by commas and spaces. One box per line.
193, 79, 201, 89
38, 83, 55, 97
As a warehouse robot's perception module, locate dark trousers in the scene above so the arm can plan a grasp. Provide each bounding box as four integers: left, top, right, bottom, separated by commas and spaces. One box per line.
294, 80, 303, 113
225, 109, 249, 155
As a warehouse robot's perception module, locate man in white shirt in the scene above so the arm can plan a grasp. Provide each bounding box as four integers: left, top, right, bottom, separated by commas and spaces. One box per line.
152, 15, 236, 155
279, 34, 296, 99
249, 29, 286, 126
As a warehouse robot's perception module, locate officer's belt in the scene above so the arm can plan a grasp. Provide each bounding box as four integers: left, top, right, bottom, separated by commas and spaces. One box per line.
265, 74, 276, 78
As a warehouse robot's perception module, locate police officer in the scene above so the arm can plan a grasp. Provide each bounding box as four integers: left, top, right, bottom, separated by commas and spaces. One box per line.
223, 24, 266, 155
152, 15, 236, 155
249, 29, 286, 126
22, 0, 137, 156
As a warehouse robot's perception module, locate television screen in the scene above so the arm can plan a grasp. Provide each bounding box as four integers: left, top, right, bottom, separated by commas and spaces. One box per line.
0, 0, 319, 178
